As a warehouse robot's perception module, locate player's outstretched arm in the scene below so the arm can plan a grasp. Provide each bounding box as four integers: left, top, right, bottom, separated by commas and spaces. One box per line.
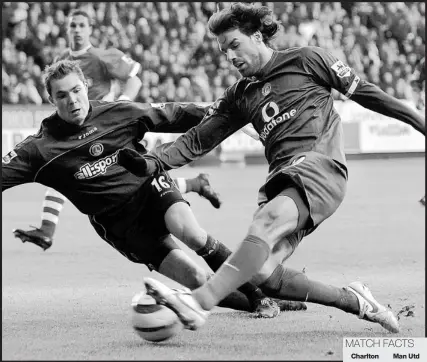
146, 102, 212, 134
117, 148, 158, 177
148, 108, 248, 172
301, 47, 425, 136
351, 81, 425, 135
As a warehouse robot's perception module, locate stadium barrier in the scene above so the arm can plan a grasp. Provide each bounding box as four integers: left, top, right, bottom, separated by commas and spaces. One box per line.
2, 101, 424, 161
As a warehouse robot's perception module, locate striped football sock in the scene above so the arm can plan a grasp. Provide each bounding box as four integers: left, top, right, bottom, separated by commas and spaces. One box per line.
174, 177, 203, 194
40, 188, 66, 238
174, 178, 187, 194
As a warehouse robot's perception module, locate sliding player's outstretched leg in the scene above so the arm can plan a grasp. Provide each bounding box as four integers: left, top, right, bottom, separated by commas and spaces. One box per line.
145, 182, 400, 333
258, 262, 400, 333
117, 149, 304, 316
13, 188, 66, 250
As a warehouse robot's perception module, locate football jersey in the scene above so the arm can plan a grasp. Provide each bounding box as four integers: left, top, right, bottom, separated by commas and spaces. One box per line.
149, 46, 424, 173
150, 46, 359, 172
57, 46, 140, 101
2, 101, 208, 216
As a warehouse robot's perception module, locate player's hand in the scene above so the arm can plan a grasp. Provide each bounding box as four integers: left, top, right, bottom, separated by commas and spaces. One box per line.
117, 148, 157, 177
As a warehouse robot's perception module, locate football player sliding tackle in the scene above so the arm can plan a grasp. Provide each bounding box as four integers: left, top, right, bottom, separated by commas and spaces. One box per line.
116, 3, 424, 335
12, 9, 222, 251
2, 59, 306, 319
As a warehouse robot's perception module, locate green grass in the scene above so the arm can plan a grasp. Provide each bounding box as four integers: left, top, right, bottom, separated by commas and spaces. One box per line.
2, 158, 425, 360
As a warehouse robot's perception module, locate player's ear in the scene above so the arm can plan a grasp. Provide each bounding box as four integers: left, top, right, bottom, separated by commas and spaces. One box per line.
250, 31, 259, 42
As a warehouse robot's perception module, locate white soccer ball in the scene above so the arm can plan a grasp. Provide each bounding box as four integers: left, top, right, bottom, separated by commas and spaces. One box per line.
130, 291, 183, 342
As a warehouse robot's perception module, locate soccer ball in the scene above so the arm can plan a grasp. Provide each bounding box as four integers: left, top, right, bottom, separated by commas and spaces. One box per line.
130, 291, 183, 342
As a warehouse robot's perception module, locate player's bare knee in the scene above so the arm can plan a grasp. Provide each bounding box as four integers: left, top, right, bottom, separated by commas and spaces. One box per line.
258, 197, 299, 237
184, 266, 208, 290
249, 206, 297, 242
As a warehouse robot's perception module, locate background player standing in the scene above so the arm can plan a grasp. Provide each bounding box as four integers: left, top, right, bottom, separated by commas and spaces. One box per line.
13, 9, 222, 250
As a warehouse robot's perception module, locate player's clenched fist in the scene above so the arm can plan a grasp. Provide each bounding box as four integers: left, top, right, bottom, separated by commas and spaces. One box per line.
117, 148, 157, 177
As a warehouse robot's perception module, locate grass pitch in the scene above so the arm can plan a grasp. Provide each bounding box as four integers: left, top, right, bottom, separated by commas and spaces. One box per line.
2, 158, 425, 360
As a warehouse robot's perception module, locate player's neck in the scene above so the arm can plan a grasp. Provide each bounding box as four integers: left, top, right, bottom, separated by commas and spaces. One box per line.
253, 48, 275, 79
70, 44, 92, 57
260, 47, 274, 69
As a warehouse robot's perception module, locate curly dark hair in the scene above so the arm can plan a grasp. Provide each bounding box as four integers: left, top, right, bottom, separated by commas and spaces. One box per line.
207, 2, 280, 46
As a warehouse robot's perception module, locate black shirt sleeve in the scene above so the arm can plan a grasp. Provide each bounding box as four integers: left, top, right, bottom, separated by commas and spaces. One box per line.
147, 88, 249, 170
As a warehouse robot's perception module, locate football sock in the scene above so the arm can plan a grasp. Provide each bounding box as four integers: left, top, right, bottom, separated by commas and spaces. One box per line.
39, 188, 66, 238
193, 234, 271, 311
174, 178, 187, 194
174, 177, 202, 194
196, 235, 266, 305
259, 264, 360, 315
182, 176, 202, 193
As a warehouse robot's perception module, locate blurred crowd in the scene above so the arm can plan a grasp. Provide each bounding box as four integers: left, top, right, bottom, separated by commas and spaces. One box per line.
2, 2, 425, 106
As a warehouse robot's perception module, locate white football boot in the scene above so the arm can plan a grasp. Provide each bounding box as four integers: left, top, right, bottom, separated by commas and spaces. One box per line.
347, 281, 400, 333
144, 277, 209, 331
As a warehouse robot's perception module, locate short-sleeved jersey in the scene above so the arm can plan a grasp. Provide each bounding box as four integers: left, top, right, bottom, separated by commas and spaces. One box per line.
2, 101, 208, 215
57, 47, 141, 100
150, 46, 362, 172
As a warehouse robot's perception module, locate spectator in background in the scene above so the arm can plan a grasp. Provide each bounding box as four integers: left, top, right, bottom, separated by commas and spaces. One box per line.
1, 2, 425, 104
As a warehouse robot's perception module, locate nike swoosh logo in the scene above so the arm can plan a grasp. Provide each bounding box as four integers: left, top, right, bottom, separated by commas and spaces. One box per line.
364, 296, 379, 314
352, 286, 379, 314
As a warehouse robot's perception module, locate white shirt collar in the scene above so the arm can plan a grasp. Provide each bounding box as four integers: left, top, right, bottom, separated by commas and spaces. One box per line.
70, 44, 92, 57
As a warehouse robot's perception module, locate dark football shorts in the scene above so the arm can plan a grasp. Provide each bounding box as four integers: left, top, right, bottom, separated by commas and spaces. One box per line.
257, 151, 348, 248
89, 171, 189, 271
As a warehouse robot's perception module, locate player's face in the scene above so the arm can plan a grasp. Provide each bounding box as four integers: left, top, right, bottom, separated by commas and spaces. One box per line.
217, 28, 263, 77
49, 73, 90, 126
68, 15, 92, 50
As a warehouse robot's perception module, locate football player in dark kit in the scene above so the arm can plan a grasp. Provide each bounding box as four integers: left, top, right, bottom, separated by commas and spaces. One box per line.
13, 9, 222, 251
2, 59, 307, 318
120, 3, 424, 334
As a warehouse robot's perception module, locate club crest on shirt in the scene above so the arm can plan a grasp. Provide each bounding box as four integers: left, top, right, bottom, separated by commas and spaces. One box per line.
89, 143, 104, 157
262, 83, 271, 96
331, 60, 351, 78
